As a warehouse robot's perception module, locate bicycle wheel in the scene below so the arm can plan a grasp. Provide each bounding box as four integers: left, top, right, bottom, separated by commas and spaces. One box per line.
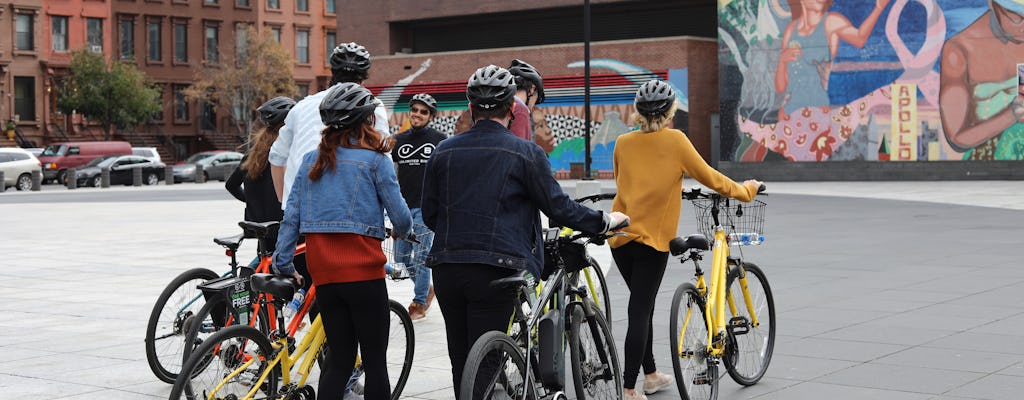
723, 262, 775, 386
349, 299, 415, 400
145, 267, 220, 383
169, 324, 278, 400
670, 283, 717, 400
181, 296, 271, 371
569, 301, 622, 400
460, 331, 537, 400
583, 256, 613, 323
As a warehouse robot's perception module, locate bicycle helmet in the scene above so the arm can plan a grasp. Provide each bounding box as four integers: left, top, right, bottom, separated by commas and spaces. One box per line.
508, 59, 545, 104
409, 93, 437, 115
256, 96, 296, 126
329, 42, 371, 75
319, 82, 377, 129
466, 65, 517, 110
634, 79, 675, 117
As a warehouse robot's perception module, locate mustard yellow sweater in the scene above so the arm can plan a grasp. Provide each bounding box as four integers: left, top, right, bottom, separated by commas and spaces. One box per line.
609, 128, 758, 252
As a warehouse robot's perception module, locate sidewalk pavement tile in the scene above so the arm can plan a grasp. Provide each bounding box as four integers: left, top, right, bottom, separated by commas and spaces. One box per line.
751, 381, 933, 400
775, 337, 907, 362
817, 362, 986, 394
945, 374, 1024, 400
874, 346, 1021, 374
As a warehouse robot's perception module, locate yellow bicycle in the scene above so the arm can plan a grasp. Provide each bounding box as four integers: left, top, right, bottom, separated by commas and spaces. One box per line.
169, 274, 414, 400
669, 186, 774, 400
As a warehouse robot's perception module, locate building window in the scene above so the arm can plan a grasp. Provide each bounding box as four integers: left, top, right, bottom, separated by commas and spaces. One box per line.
237, 0, 250, 7
326, 0, 335, 14
174, 23, 188, 62
152, 85, 165, 121
297, 0, 308, 12
297, 84, 309, 99
236, 24, 248, 63
120, 18, 135, 59
271, 26, 281, 43
174, 85, 190, 121
14, 77, 36, 121
87, 18, 103, 52
205, 25, 219, 63
52, 16, 69, 52
325, 31, 336, 66
296, 30, 309, 63
204, 0, 218, 4
16, 14, 33, 51
267, 0, 279, 9
148, 20, 162, 61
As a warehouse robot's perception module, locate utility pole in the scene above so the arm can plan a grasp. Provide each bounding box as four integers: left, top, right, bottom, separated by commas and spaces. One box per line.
583, 0, 593, 180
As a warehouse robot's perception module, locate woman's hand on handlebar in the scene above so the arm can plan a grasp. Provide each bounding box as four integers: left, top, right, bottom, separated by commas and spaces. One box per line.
607, 211, 630, 232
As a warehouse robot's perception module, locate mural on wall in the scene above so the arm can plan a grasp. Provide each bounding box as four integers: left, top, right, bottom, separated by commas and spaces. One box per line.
719, 0, 1024, 162
374, 60, 690, 172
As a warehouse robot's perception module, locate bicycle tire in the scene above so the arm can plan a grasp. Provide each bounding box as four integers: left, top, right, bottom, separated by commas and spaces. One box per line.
460, 331, 538, 400
569, 301, 622, 400
180, 296, 271, 373
669, 283, 718, 400
145, 267, 220, 383
584, 256, 613, 324
169, 324, 278, 400
723, 262, 775, 386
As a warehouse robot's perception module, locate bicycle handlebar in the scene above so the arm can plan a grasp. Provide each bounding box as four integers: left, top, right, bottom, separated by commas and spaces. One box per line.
683, 184, 767, 200
573, 192, 616, 204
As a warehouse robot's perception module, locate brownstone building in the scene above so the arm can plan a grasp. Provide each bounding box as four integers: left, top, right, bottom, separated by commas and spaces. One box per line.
1, 0, 46, 147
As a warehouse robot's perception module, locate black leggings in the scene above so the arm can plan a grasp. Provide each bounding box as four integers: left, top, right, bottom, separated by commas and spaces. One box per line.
433, 263, 517, 399
611, 241, 669, 389
316, 279, 391, 400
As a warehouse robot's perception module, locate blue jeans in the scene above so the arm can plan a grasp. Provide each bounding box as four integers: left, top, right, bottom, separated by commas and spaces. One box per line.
394, 208, 434, 305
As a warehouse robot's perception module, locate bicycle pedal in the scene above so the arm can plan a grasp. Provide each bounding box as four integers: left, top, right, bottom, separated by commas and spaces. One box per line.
728, 316, 750, 336
692, 371, 711, 385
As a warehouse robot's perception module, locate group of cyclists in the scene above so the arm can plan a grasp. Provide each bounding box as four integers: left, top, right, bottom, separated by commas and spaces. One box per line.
226, 40, 761, 400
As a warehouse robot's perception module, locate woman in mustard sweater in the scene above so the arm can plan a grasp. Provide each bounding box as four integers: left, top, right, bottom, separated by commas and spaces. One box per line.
610, 80, 762, 400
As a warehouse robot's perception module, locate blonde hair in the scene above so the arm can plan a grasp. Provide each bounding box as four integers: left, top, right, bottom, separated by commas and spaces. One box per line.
631, 102, 678, 133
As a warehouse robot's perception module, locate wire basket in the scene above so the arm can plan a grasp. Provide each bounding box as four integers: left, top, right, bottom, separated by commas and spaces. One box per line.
689, 198, 766, 246
382, 223, 434, 280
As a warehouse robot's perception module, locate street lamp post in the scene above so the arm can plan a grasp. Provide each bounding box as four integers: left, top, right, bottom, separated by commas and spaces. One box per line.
583, 0, 593, 180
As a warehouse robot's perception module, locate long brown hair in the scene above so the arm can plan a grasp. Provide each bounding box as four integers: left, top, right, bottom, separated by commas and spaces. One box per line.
241, 123, 282, 179
308, 121, 393, 181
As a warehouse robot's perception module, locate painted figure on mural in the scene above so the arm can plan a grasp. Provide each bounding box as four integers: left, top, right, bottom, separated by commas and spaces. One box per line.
775, 0, 890, 120
940, 0, 1024, 160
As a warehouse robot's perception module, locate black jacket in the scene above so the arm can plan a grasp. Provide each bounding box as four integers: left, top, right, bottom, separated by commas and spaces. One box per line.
226, 154, 284, 228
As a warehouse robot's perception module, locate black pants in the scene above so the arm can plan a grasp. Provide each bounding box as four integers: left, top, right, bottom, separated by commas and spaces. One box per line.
316, 279, 391, 400
433, 263, 517, 399
611, 241, 669, 389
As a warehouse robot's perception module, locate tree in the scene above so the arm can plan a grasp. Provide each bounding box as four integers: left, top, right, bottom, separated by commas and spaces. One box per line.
184, 26, 297, 142
56, 50, 162, 140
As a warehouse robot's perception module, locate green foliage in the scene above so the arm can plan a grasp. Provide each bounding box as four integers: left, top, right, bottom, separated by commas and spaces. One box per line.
56, 50, 161, 140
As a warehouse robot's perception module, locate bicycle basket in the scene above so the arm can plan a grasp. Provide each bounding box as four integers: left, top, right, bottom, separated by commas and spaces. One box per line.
689, 198, 766, 246
382, 223, 434, 280
198, 275, 253, 326
543, 240, 589, 278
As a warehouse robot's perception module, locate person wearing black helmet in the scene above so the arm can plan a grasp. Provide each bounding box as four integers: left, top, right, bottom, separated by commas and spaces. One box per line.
507, 59, 545, 142
226, 96, 293, 231
272, 82, 413, 400
420, 65, 629, 397
609, 79, 762, 400
269, 42, 390, 206
389, 93, 445, 321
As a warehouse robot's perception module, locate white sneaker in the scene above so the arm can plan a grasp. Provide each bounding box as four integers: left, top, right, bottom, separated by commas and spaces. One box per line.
642, 372, 674, 395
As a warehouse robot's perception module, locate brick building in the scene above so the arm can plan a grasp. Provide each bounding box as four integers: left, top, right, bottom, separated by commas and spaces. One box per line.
1, 0, 46, 147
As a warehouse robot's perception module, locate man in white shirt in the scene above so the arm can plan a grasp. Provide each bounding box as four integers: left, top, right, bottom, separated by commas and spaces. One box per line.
270, 42, 389, 204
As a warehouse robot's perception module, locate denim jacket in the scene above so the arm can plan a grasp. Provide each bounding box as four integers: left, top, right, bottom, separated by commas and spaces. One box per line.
421, 120, 608, 278
273, 147, 413, 275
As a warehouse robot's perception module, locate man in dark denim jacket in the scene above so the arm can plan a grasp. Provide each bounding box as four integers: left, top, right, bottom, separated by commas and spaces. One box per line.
421, 65, 628, 397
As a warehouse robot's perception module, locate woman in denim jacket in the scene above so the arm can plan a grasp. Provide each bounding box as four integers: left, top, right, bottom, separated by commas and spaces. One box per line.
273, 82, 413, 400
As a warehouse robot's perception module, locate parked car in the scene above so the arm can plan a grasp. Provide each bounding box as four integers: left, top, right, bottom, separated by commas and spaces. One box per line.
0, 147, 42, 191
24, 148, 44, 157
37, 141, 132, 184
173, 151, 242, 183
75, 155, 166, 187
132, 147, 162, 163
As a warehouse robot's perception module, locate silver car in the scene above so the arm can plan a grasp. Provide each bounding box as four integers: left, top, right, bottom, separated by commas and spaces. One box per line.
173, 151, 243, 182
0, 147, 42, 191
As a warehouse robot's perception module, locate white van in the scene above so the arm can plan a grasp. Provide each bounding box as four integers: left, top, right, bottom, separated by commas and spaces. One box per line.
132, 147, 162, 163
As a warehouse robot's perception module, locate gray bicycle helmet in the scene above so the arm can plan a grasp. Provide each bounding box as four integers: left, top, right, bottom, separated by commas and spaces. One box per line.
319, 83, 377, 129
410, 93, 437, 115
634, 79, 675, 117
329, 42, 371, 75
508, 59, 545, 104
466, 65, 517, 110
257, 96, 296, 126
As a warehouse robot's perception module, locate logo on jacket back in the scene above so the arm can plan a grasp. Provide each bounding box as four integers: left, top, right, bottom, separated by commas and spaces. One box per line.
397, 143, 435, 166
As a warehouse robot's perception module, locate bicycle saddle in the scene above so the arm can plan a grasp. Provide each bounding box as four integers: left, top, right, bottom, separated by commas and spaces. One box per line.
669, 234, 710, 256
490, 270, 532, 290
213, 233, 244, 251
249, 273, 297, 301
239, 221, 280, 239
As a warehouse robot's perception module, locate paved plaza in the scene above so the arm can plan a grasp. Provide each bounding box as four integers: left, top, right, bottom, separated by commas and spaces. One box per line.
1, 180, 1023, 399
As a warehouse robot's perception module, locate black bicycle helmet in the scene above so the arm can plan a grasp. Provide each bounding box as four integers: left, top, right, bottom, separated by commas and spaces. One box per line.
508, 59, 545, 104
410, 93, 437, 115
634, 79, 675, 117
329, 42, 371, 75
466, 65, 517, 110
319, 82, 377, 129
257, 96, 296, 126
